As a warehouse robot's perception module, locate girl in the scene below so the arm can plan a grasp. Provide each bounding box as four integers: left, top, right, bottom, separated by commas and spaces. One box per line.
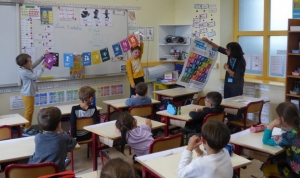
100, 158, 137, 178
262, 102, 300, 177
16, 53, 48, 136
126, 36, 144, 97
115, 112, 153, 157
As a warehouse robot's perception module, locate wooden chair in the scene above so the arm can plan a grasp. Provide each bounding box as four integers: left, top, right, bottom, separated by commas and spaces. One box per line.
0, 125, 12, 140
196, 96, 206, 106
227, 100, 264, 130
128, 104, 154, 120
4, 162, 59, 178
203, 112, 225, 124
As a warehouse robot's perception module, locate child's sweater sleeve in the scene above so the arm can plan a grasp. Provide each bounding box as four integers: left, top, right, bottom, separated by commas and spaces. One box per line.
262, 128, 278, 146
126, 59, 135, 86
138, 42, 144, 59
32, 55, 44, 69
178, 149, 201, 178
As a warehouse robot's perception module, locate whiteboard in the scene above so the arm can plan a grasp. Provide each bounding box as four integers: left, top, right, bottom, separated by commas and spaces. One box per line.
0, 4, 19, 86
32, 7, 128, 79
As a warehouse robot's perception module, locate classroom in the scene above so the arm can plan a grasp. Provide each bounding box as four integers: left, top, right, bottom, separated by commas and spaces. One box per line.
0, 0, 296, 177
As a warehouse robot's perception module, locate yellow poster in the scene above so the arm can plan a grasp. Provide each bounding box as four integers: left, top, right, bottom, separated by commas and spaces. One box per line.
91, 50, 101, 65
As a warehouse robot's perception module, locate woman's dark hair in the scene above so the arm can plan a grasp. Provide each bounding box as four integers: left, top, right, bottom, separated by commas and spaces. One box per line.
276, 102, 300, 131
115, 112, 135, 154
226, 42, 244, 58
100, 158, 137, 178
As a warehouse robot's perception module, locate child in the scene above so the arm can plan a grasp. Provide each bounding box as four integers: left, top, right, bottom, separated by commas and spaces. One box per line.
178, 119, 232, 178
16, 53, 48, 136
28, 107, 77, 172
115, 112, 153, 156
125, 82, 151, 106
100, 158, 137, 178
262, 102, 300, 177
70, 86, 99, 141
186, 91, 224, 133
126, 36, 144, 97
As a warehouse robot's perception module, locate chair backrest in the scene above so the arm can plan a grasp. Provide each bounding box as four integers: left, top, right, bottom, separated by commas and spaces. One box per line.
246, 100, 264, 114
4, 163, 59, 178
149, 133, 183, 153
196, 96, 206, 106
0, 125, 12, 140
128, 104, 153, 119
203, 112, 225, 124
76, 117, 94, 130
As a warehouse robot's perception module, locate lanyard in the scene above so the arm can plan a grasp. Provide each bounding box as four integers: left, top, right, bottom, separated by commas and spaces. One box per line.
229, 58, 236, 69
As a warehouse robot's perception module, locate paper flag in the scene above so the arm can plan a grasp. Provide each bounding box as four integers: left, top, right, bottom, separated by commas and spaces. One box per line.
82, 52, 92, 66
91, 50, 101, 65
100, 48, 110, 62
127, 34, 139, 48
112, 42, 123, 56
44, 53, 57, 70
50, 52, 59, 67
120, 38, 130, 52
64, 53, 74, 67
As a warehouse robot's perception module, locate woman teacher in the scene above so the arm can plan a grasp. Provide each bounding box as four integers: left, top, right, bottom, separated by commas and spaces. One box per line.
202, 37, 246, 98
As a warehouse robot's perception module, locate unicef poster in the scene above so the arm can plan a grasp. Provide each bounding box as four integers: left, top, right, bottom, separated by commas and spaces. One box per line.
177, 38, 218, 91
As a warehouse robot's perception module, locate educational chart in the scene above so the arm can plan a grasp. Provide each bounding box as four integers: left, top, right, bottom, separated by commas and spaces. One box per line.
70, 54, 86, 79
177, 38, 218, 91
40, 6, 53, 25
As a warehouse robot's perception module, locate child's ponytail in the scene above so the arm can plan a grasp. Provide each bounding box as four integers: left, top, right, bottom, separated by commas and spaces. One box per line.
115, 112, 134, 154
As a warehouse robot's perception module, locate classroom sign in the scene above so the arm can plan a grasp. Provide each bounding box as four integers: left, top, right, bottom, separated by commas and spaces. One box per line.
112, 42, 123, 56
64, 53, 74, 67
120, 38, 130, 52
177, 38, 218, 91
100, 48, 110, 62
44, 53, 57, 70
91, 50, 101, 65
127, 34, 139, 48
82, 52, 92, 66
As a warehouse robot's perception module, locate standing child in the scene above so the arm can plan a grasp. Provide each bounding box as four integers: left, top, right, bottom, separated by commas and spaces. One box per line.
126, 36, 144, 97
125, 82, 151, 106
70, 86, 99, 141
262, 102, 300, 177
178, 120, 232, 178
16, 53, 48, 136
115, 112, 153, 157
28, 107, 77, 172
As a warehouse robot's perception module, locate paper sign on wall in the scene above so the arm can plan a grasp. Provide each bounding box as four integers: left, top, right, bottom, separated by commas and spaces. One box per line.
82, 52, 92, 66
100, 48, 110, 62
40, 6, 53, 25
44, 53, 57, 70
10, 96, 24, 110
79, 9, 92, 26
101, 9, 112, 26
64, 53, 74, 67
112, 42, 123, 56
127, 34, 138, 48
91, 50, 101, 65
120, 38, 130, 52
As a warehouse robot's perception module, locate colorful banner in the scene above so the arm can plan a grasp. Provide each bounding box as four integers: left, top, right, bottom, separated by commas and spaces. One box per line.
43, 53, 57, 70
112, 42, 123, 56
127, 34, 139, 48
120, 38, 130, 52
40, 6, 53, 25
100, 48, 110, 62
63, 53, 74, 67
91, 50, 101, 65
82, 52, 92, 66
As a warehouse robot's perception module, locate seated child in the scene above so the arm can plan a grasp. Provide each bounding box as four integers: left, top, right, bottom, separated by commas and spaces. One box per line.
28, 107, 77, 172
186, 91, 224, 133
178, 119, 232, 178
125, 82, 151, 106
262, 102, 300, 177
70, 86, 99, 142
100, 158, 137, 178
115, 112, 153, 156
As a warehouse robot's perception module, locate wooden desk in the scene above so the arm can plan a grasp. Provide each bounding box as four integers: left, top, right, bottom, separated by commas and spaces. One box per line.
77, 171, 98, 178
221, 96, 270, 109
84, 116, 166, 171
0, 136, 80, 164
153, 82, 178, 99
0, 114, 29, 137
152, 88, 199, 101
103, 98, 160, 121
52, 104, 102, 115
136, 146, 251, 178
156, 104, 202, 136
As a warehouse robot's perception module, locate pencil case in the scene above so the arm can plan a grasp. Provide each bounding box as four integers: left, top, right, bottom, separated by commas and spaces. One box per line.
250, 124, 266, 133
225, 143, 235, 156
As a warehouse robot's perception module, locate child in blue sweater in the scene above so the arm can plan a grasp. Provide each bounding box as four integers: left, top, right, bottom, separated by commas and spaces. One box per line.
125, 82, 151, 106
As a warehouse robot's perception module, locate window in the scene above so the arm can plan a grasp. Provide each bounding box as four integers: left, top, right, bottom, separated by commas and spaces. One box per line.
235, 0, 292, 81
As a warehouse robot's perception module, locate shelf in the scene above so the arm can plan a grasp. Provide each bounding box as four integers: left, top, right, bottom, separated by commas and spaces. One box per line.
289, 31, 300, 33
288, 53, 300, 56
159, 43, 190, 46
287, 75, 300, 78
286, 94, 300, 98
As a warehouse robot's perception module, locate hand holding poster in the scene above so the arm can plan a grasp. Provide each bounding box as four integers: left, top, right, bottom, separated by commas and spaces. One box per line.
177, 38, 218, 91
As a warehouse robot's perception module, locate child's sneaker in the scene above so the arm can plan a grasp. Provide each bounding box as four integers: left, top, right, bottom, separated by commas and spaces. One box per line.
64, 157, 70, 167
22, 128, 37, 137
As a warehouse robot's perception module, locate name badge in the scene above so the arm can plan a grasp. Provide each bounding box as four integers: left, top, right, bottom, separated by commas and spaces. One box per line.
227, 78, 233, 83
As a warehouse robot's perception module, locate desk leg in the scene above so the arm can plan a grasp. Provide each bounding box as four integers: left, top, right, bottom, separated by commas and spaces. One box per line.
107, 105, 111, 121
163, 116, 169, 136
92, 133, 97, 171
17, 125, 21, 138
234, 168, 240, 177
157, 94, 162, 101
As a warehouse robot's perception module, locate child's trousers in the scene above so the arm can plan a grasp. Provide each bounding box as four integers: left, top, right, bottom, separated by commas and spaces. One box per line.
22, 95, 34, 128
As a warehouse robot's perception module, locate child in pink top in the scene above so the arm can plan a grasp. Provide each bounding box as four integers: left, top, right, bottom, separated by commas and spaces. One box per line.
115, 112, 153, 156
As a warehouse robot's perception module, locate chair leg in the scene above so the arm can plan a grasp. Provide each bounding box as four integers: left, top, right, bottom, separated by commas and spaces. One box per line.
87, 143, 90, 158
70, 151, 74, 171
129, 146, 132, 155
100, 150, 104, 166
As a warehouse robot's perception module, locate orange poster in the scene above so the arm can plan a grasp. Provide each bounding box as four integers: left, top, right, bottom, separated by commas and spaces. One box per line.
127, 34, 139, 48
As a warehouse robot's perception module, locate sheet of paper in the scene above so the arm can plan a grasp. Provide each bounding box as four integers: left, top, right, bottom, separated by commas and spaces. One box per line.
270, 56, 283, 75
230, 129, 250, 140
243, 54, 251, 70
21, 18, 33, 48
101, 9, 112, 26
79, 9, 92, 26
91, 9, 103, 26
255, 84, 270, 91
136, 147, 185, 162
40, 6, 53, 25
137, 27, 146, 41
21, 5, 40, 19
58, 7, 76, 20
262, 103, 270, 115
251, 54, 263, 71
146, 27, 154, 41
128, 10, 137, 26
10, 95, 24, 110
209, 8, 217, 13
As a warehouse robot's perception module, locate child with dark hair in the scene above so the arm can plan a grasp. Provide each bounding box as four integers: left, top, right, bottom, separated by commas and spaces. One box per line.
178, 119, 232, 178
115, 112, 153, 156
262, 102, 300, 177
100, 158, 137, 178
125, 82, 151, 106
28, 107, 77, 172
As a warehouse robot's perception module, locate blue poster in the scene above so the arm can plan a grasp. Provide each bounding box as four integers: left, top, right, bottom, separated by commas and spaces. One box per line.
49, 92, 56, 104
63, 53, 74, 67
100, 48, 110, 62
112, 42, 123, 56
293, 0, 300, 18
39, 93, 48, 105
35, 94, 40, 106
82, 52, 92, 66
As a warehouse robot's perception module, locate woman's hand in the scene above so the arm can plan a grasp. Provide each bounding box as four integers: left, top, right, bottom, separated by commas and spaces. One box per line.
131, 84, 135, 88
201, 37, 209, 43
224, 63, 229, 70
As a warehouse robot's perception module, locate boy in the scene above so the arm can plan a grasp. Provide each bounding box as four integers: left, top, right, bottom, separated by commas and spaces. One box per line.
125, 82, 151, 106
187, 91, 224, 133
28, 107, 77, 172
70, 86, 99, 141
178, 120, 232, 178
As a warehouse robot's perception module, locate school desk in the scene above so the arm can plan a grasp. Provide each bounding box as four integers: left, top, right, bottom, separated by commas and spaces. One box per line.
76, 171, 98, 178
136, 146, 252, 178
230, 127, 284, 162
153, 81, 177, 99
156, 104, 203, 136
102, 98, 160, 121
83, 116, 166, 171
53, 104, 102, 115
221, 96, 270, 109
0, 114, 29, 137
152, 88, 199, 101
0, 136, 80, 164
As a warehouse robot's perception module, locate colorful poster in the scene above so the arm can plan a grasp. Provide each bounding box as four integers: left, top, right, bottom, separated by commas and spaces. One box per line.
91, 50, 101, 65
70, 54, 86, 79
64, 53, 74, 67
111, 84, 124, 96
112, 42, 123, 56
120, 38, 130, 52
39, 93, 48, 105
40, 6, 53, 25
92, 9, 103, 26
101, 9, 112, 26
58, 7, 76, 20
98, 85, 110, 97
294, 0, 300, 18
43, 53, 57, 70
21, 5, 40, 19
57, 91, 65, 103
128, 10, 137, 26
82, 52, 92, 66
177, 38, 218, 91
79, 9, 92, 26
35, 94, 40, 106
100, 48, 110, 62
21, 18, 33, 48
73, 89, 79, 101
137, 27, 146, 41
49, 91, 57, 104
50, 52, 59, 67
10, 96, 24, 110
66, 90, 74, 102
127, 34, 139, 48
